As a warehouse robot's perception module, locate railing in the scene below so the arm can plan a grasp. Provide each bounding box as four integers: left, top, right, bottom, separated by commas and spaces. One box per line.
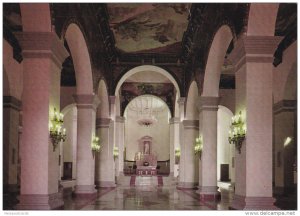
123, 160, 170, 176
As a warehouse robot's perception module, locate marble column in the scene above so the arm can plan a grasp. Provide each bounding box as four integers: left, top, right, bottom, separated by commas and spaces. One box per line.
3, 96, 22, 194
95, 118, 116, 187
73, 94, 99, 196
109, 96, 117, 181
15, 32, 68, 210
177, 120, 199, 189
115, 116, 125, 178
197, 96, 220, 201
273, 100, 297, 195
177, 97, 185, 186
228, 36, 282, 210
169, 117, 180, 177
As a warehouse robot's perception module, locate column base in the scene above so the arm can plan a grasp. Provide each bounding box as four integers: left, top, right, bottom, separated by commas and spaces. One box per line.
16, 192, 64, 210
177, 182, 197, 189
74, 185, 97, 199
96, 181, 116, 188
230, 194, 280, 210
196, 186, 221, 201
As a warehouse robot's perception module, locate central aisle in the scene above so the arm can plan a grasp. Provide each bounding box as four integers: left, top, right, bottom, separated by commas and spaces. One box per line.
64, 185, 232, 210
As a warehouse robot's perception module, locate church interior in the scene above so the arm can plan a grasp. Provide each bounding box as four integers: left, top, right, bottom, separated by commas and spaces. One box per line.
2, 3, 297, 211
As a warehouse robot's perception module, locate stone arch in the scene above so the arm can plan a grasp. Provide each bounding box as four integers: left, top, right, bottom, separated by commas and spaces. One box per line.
97, 79, 110, 118
202, 25, 233, 97
114, 65, 180, 97
61, 103, 77, 116
124, 94, 171, 116
115, 65, 181, 118
185, 81, 199, 120
64, 23, 93, 95
247, 3, 279, 36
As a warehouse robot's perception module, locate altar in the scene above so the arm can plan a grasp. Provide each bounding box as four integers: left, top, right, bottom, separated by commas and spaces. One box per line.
134, 136, 157, 176
136, 166, 157, 176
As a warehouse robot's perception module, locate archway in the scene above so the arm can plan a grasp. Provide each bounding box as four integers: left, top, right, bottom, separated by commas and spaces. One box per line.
63, 23, 97, 194
179, 80, 200, 187
197, 25, 234, 198
247, 3, 279, 36
115, 65, 180, 97
202, 25, 233, 97
64, 23, 94, 95
60, 104, 78, 182
217, 105, 234, 186
123, 95, 171, 176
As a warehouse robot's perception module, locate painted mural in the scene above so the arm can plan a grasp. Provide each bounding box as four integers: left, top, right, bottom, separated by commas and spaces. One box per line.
107, 3, 190, 53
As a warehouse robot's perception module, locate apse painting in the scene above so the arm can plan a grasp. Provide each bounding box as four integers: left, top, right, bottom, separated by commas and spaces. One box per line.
107, 3, 190, 53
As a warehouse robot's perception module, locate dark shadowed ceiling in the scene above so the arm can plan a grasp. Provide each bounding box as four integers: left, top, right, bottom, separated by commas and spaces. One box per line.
3, 3, 297, 95
107, 3, 190, 53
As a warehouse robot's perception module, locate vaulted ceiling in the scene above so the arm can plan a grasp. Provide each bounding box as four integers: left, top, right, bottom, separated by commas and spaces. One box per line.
3, 3, 297, 97
107, 3, 190, 53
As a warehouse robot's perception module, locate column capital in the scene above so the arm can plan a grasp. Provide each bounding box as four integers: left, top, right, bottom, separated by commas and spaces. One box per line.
169, 117, 180, 124
197, 96, 220, 112
273, 99, 297, 115
14, 32, 69, 69
73, 94, 100, 110
229, 35, 283, 72
115, 116, 125, 123
96, 118, 111, 128
182, 120, 199, 129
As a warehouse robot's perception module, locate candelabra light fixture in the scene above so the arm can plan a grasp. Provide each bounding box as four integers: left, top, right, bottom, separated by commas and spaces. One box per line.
194, 136, 203, 159
113, 146, 119, 160
49, 108, 66, 152
91, 134, 101, 157
228, 111, 247, 154
175, 148, 180, 164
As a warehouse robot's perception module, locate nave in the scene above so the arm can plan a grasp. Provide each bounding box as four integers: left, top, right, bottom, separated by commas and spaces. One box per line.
62, 182, 296, 210
63, 184, 232, 210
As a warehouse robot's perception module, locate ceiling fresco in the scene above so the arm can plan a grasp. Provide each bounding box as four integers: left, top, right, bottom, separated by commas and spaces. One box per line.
107, 3, 190, 53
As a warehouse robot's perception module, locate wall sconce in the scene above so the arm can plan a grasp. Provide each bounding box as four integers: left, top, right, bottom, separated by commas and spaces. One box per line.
228, 111, 246, 154
284, 136, 293, 147
113, 146, 119, 160
175, 148, 180, 164
91, 134, 101, 158
194, 136, 203, 159
49, 108, 66, 152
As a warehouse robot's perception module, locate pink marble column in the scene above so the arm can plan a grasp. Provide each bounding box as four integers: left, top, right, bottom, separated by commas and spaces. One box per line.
229, 36, 282, 210
197, 96, 220, 201
15, 32, 68, 210
177, 120, 199, 189
73, 94, 99, 197
95, 118, 116, 187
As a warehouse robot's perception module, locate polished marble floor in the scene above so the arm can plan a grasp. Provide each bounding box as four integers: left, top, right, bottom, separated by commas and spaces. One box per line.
64, 185, 232, 210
